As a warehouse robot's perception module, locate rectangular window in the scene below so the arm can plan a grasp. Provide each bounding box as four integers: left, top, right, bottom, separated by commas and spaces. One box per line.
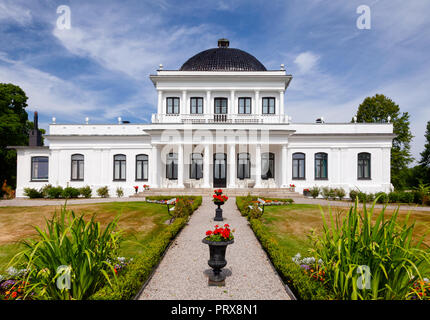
114, 155, 126, 181
262, 97, 275, 114
261, 153, 275, 180
238, 97, 251, 114
190, 153, 203, 180
237, 153, 251, 180
190, 97, 203, 114
71, 154, 84, 181
166, 97, 180, 114
214, 98, 228, 114
358, 153, 371, 179
31, 157, 49, 181
166, 153, 178, 180
292, 153, 305, 180
315, 153, 328, 180
136, 154, 148, 181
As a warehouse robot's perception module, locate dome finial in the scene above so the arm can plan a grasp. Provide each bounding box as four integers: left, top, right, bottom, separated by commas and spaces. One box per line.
218, 38, 229, 48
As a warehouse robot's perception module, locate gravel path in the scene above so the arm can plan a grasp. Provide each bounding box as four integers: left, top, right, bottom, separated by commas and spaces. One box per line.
138, 196, 291, 300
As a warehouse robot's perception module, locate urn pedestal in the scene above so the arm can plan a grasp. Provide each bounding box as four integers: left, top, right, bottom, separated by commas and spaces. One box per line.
202, 238, 234, 284
213, 201, 224, 221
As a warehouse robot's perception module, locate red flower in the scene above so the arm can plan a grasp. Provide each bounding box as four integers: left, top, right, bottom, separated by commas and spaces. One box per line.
206, 230, 212, 236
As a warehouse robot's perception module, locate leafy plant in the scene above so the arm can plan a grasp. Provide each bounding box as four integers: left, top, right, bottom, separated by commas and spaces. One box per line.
62, 187, 80, 199
204, 224, 234, 241
310, 186, 320, 199
116, 187, 124, 198
10, 206, 122, 300
40, 184, 53, 198
46, 186, 63, 199
23, 187, 43, 199
321, 187, 331, 200
334, 188, 346, 200
79, 186, 92, 198
248, 204, 263, 220
349, 189, 359, 201
310, 199, 430, 300
97, 186, 110, 198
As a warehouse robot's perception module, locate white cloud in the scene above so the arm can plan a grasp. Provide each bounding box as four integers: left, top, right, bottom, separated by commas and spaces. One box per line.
294, 51, 320, 74
0, 1, 32, 25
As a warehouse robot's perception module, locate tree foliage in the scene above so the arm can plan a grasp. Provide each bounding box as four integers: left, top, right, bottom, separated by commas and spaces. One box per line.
354, 94, 413, 189
0, 83, 31, 189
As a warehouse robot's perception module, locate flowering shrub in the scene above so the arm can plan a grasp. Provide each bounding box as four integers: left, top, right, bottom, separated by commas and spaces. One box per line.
292, 253, 326, 283
214, 189, 223, 195
205, 224, 234, 242
143, 185, 150, 190
0, 267, 32, 300
106, 257, 133, 275
134, 186, 139, 193
213, 194, 228, 203
410, 278, 430, 300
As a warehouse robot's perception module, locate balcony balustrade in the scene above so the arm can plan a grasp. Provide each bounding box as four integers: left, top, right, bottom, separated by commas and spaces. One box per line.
151, 113, 289, 124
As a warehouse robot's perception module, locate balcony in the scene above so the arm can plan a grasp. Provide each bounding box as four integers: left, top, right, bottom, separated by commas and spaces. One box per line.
151, 113, 289, 124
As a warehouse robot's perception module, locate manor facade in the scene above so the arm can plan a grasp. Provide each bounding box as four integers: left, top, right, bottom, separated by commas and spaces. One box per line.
13, 39, 394, 197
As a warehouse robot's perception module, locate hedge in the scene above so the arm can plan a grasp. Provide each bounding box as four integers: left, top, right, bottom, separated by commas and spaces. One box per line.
249, 219, 335, 300
146, 195, 202, 212
90, 196, 202, 300
236, 196, 293, 217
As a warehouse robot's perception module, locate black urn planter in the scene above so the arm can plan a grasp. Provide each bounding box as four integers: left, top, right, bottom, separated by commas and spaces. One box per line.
202, 238, 234, 282
213, 201, 224, 221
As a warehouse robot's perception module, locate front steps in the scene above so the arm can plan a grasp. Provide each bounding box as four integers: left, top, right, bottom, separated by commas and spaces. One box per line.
131, 188, 304, 198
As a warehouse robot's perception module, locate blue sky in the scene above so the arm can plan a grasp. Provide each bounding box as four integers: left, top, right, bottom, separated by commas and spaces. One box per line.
0, 0, 429, 163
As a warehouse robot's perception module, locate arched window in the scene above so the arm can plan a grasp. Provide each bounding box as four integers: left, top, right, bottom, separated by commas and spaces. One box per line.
71, 154, 84, 181
315, 153, 328, 180
237, 153, 250, 180
190, 153, 203, 180
358, 152, 371, 179
292, 153, 305, 180
166, 153, 178, 180
113, 154, 126, 181
31, 156, 49, 181
136, 154, 148, 181
262, 152, 275, 180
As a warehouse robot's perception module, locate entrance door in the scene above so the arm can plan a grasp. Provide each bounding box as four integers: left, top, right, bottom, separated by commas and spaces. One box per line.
213, 153, 227, 188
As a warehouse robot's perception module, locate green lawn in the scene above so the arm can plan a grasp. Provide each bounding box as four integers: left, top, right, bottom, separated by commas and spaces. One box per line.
0, 201, 173, 273
259, 203, 430, 259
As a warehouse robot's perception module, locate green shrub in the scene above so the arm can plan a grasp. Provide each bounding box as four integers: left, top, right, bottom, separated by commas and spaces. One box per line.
97, 186, 110, 198
249, 219, 334, 300
12, 206, 121, 300
146, 196, 202, 212
334, 188, 346, 200
321, 187, 331, 200
46, 186, 64, 199
310, 186, 320, 199
62, 187, 80, 199
349, 190, 359, 201
398, 191, 414, 204
79, 186, 92, 198
173, 198, 192, 220
235, 196, 293, 218
389, 191, 400, 203
310, 199, 430, 300
357, 192, 368, 203
413, 183, 430, 205
40, 184, 53, 198
116, 187, 124, 198
23, 187, 43, 199
248, 204, 263, 220
367, 193, 375, 202
375, 192, 389, 204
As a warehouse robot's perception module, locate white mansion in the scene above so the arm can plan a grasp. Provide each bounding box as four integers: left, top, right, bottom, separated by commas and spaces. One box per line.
13, 39, 394, 198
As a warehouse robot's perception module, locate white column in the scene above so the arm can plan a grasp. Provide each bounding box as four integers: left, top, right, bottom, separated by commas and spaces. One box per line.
228, 144, 236, 188
182, 90, 187, 114
281, 144, 288, 187
279, 90, 285, 116
255, 90, 260, 115
177, 143, 184, 188
203, 144, 210, 188
255, 144, 262, 188
230, 90, 235, 115
206, 90, 211, 122
151, 145, 159, 188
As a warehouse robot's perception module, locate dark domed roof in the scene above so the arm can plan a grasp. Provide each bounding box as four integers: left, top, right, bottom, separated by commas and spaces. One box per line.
180, 39, 267, 71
